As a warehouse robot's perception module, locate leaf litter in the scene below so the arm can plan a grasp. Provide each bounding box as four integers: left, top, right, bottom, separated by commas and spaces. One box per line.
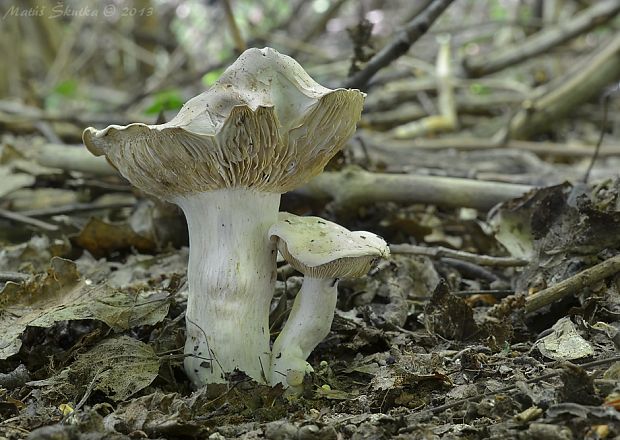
2, 165, 620, 440
0, 257, 170, 359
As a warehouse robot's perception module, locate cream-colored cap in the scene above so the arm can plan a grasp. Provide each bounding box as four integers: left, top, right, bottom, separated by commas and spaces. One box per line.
269, 212, 389, 278
83, 47, 364, 200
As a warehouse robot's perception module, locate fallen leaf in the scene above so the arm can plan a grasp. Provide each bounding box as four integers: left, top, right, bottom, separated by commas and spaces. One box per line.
31, 336, 160, 402
73, 218, 156, 258
424, 280, 478, 341
0, 257, 170, 359
536, 317, 594, 361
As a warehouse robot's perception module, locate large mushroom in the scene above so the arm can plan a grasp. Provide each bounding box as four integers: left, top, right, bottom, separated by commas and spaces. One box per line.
83, 47, 364, 387
269, 212, 389, 390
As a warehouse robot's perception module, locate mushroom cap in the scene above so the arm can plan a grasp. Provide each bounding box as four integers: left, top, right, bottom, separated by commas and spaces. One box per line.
83, 47, 364, 200
269, 212, 389, 279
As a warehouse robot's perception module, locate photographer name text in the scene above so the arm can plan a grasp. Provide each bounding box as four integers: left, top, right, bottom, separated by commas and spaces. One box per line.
2, 3, 153, 20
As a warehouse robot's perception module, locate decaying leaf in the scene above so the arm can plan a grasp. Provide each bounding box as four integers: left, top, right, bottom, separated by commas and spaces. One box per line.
558, 363, 601, 405
536, 317, 594, 361
0, 257, 169, 359
31, 336, 160, 402
424, 280, 478, 341
490, 180, 620, 293
73, 217, 156, 258
487, 188, 537, 259
369, 365, 450, 393
357, 255, 439, 328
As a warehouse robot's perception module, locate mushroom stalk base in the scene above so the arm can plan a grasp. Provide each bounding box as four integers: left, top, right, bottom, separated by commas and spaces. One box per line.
270, 277, 338, 387
176, 190, 280, 387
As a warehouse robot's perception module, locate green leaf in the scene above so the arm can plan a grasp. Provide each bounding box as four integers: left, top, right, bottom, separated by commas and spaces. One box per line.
53, 79, 78, 97
202, 69, 223, 87
144, 89, 185, 115
469, 83, 490, 95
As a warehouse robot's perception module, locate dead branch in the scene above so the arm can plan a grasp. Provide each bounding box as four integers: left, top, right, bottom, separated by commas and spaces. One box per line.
364, 77, 528, 112
508, 33, 620, 140
19, 202, 135, 217
300, 0, 348, 44
464, 0, 620, 77
296, 166, 533, 213
363, 135, 620, 158
39, 144, 538, 208
390, 243, 528, 267
525, 254, 620, 313
344, 0, 455, 90
36, 143, 116, 176
221, 0, 246, 54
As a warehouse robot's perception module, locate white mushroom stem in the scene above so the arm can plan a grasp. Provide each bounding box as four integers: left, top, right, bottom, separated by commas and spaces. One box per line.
175, 190, 280, 387
270, 277, 338, 386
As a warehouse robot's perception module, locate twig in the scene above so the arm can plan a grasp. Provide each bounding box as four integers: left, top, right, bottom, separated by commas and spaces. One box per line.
463, 0, 620, 77
220, 0, 246, 54
0, 272, 29, 283
390, 243, 527, 267
442, 258, 501, 283
344, 0, 454, 90
19, 202, 135, 217
0, 99, 140, 127
454, 289, 514, 297
497, 139, 620, 158
73, 179, 132, 193
0, 208, 59, 231
34, 120, 63, 144
401, 0, 434, 24
300, 0, 348, 44
363, 76, 529, 111
525, 254, 620, 313
363, 135, 620, 159
297, 166, 533, 214
583, 84, 619, 183
61, 369, 107, 424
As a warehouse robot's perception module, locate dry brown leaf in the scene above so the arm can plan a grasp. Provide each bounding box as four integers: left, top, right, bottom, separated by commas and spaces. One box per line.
73, 218, 156, 257
0, 257, 169, 359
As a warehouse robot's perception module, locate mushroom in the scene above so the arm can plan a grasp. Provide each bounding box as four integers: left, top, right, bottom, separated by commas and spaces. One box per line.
268, 212, 389, 389
82, 47, 364, 387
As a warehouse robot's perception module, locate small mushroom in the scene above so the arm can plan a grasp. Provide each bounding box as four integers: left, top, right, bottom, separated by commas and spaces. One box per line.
269, 212, 389, 390
82, 48, 364, 387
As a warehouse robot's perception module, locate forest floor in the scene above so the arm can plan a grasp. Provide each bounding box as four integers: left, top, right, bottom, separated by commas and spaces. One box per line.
2, 1, 620, 438
1, 125, 620, 440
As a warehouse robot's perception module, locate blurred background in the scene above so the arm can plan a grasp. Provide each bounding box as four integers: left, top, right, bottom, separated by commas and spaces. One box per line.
2, 0, 617, 142
1, 0, 619, 247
